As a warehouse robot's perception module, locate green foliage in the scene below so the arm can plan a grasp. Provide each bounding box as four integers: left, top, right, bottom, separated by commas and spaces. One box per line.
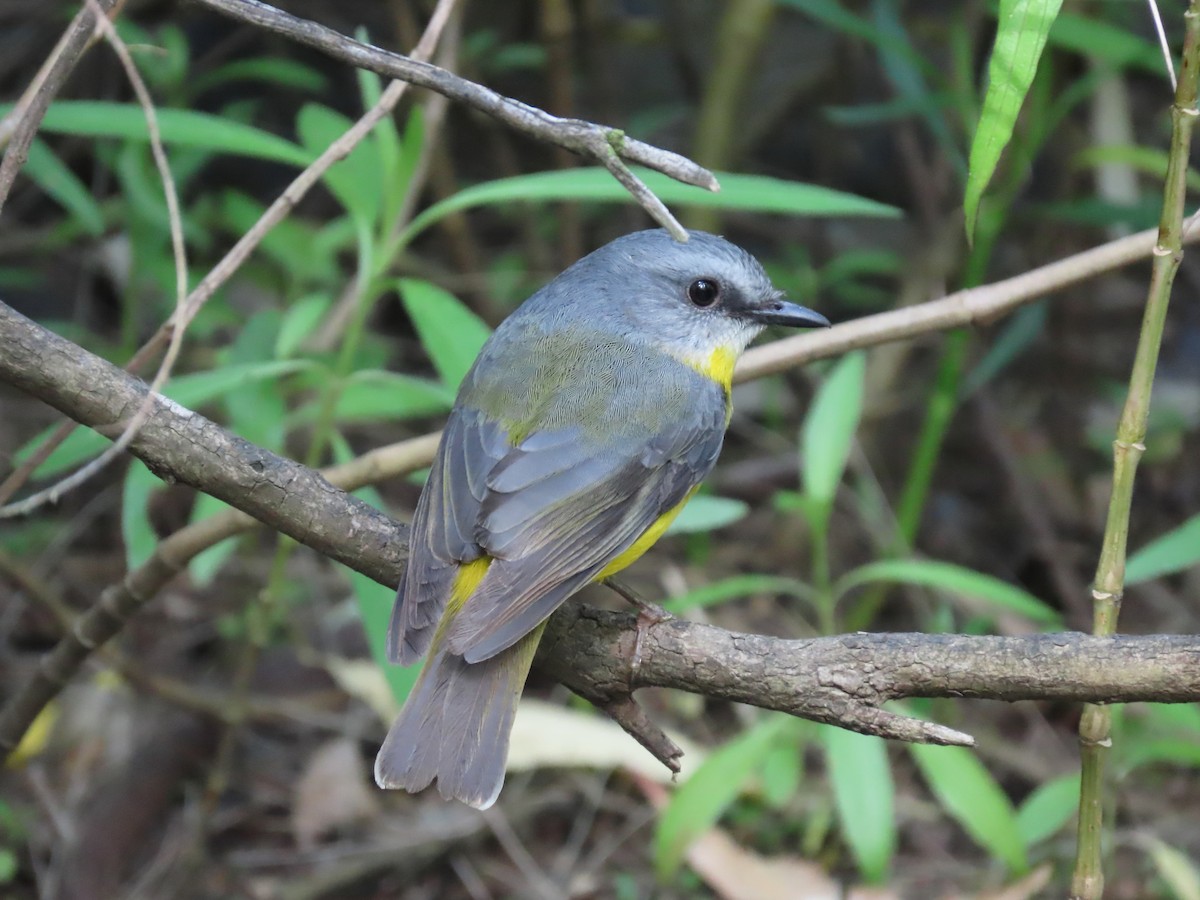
397, 279, 493, 389
909, 742, 1028, 874
821, 726, 896, 882
1016, 772, 1081, 846
964, 0, 1064, 241
1126, 514, 1200, 584
655, 716, 789, 880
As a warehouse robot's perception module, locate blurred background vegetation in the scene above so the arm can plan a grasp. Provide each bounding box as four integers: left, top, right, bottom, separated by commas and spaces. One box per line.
1, 0, 1199, 897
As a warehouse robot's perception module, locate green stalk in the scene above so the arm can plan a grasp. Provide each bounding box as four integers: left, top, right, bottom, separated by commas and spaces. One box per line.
1069, 7, 1200, 897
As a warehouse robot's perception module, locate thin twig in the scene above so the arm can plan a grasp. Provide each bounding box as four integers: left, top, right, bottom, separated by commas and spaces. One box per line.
186, 0, 716, 238
0, 1, 189, 519
0, 0, 122, 212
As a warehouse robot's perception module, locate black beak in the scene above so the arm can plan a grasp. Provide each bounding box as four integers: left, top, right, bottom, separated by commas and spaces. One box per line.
749, 297, 830, 329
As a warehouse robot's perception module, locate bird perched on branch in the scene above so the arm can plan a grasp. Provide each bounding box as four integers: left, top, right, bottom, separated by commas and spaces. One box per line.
375, 228, 829, 808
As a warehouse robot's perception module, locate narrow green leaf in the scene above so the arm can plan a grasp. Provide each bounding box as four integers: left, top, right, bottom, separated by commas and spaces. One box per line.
1143, 838, 1200, 900
401, 168, 898, 246
1047, 12, 1162, 75
963, 0, 1064, 241
188, 493, 238, 586
1015, 772, 1080, 846
25, 140, 105, 235
910, 743, 1028, 873
121, 460, 160, 569
321, 370, 454, 424
761, 739, 804, 808
837, 559, 1060, 625
18, 359, 315, 478
664, 495, 749, 536
191, 57, 329, 95
655, 717, 787, 880
6, 101, 313, 166
398, 279, 492, 389
275, 293, 333, 359
822, 726, 896, 882
296, 104, 381, 226
802, 351, 867, 507
1126, 514, 1200, 584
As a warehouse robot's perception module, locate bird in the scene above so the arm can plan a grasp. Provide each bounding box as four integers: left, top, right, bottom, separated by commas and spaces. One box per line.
375, 228, 829, 808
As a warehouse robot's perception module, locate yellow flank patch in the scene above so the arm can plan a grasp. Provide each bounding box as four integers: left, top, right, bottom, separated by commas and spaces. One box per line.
596, 487, 699, 580
448, 556, 493, 613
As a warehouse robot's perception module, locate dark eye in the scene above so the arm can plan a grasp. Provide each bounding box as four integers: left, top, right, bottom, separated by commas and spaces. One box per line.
687, 278, 720, 308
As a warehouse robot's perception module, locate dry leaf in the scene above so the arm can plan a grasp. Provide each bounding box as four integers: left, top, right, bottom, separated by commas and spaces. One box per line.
291, 737, 379, 849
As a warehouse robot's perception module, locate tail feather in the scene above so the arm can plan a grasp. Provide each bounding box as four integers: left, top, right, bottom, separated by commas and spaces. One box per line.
374, 624, 545, 809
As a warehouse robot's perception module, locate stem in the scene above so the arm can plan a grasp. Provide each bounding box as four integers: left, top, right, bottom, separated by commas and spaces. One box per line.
1069, 6, 1200, 897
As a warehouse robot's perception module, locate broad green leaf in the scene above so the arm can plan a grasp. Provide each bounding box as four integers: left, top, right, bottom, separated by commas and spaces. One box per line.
1127, 514, 1200, 584
400, 168, 898, 246
761, 738, 804, 808
275, 293, 333, 359
296, 104, 381, 226
662, 574, 814, 614
5, 101, 313, 166
910, 743, 1028, 873
964, 0, 1063, 241
655, 716, 788, 880
121, 460, 160, 569
324, 370, 454, 423
665, 495, 749, 536
802, 351, 866, 507
19, 359, 315, 478
25, 140, 105, 235
397, 279, 492, 389
822, 726, 895, 882
837, 559, 1060, 625
1015, 772, 1080, 846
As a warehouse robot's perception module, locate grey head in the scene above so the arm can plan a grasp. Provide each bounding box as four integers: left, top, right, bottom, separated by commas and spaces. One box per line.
512, 229, 829, 361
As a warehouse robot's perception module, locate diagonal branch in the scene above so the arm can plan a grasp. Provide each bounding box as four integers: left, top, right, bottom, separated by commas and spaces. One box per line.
185, 0, 718, 239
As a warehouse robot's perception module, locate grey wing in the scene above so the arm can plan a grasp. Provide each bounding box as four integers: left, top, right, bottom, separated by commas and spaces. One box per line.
387, 407, 509, 664
444, 401, 727, 664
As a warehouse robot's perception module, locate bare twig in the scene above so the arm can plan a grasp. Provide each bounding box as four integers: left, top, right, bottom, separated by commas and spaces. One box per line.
186, 0, 716, 239
0, 1, 189, 519
0, 0, 122, 212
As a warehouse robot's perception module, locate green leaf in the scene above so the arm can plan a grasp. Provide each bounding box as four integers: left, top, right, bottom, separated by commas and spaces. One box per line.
837, 559, 1059, 625
398, 279, 492, 389
296, 104, 381, 226
910, 743, 1028, 873
656, 716, 787, 880
191, 57, 329, 95
323, 370, 454, 423
401, 168, 898, 246
1143, 837, 1200, 900
665, 495, 749, 536
822, 726, 895, 882
1015, 772, 1080, 846
25, 140, 105, 235
962, 302, 1047, 397
1126, 514, 1200, 584
1047, 12, 1162, 75
662, 574, 814, 614
275, 293, 333, 359
121, 460, 160, 570
802, 351, 866, 508
19, 359, 314, 478
8, 101, 313, 166
963, 0, 1063, 241
188, 493, 238, 586
761, 737, 804, 808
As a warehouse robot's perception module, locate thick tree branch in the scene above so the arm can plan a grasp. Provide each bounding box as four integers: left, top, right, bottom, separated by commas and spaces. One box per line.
4, 297, 1200, 762
185, 0, 717, 240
